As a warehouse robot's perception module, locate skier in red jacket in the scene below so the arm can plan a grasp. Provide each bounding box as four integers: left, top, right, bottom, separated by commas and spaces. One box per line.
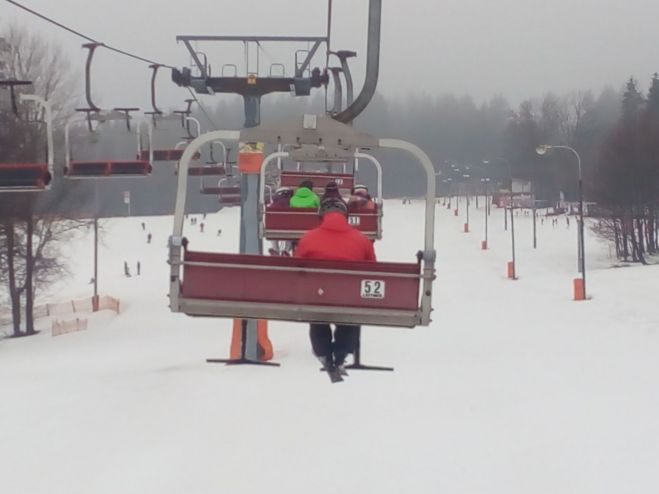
295, 197, 376, 371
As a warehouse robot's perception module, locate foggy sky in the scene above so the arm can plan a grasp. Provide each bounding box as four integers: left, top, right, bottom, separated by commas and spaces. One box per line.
3, 0, 659, 111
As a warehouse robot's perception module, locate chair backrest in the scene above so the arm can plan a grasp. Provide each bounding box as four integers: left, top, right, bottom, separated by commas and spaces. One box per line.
0, 163, 52, 191
66, 160, 152, 177
180, 250, 421, 327
263, 204, 381, 240
280, 170, 354, 195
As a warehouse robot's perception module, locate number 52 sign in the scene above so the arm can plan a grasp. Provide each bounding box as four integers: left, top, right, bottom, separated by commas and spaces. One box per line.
360, 280, 385, 299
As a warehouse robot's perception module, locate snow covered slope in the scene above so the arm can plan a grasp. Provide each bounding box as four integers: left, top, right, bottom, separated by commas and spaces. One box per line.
1, 200, 658, 494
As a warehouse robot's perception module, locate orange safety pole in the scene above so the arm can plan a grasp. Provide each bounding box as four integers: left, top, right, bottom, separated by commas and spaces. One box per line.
573, 278, 585, 301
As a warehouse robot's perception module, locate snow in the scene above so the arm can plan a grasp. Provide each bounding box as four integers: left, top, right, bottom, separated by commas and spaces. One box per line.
1, 199, 659, 494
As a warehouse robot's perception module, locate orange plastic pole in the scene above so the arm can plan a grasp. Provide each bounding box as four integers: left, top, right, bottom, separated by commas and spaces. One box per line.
507, 261, 515, 279
573, 278, 585, 301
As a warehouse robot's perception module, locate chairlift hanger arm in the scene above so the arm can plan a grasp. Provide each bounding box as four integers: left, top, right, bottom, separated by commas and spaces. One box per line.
329, 67, 343, 114
332, 50, 357, 106
148, 64, 163, 115
333, 0, 381, 124
0, 80, 33, 116
81, 42, 103, 112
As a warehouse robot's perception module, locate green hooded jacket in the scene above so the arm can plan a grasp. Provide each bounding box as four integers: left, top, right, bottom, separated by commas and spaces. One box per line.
289, 187, 321, 208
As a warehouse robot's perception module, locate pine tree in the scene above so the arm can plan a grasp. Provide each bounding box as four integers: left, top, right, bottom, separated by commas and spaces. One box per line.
646, 73, 659, 123
621, 77, 644, 122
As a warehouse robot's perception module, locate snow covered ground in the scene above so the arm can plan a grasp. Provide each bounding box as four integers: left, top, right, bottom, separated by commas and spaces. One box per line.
2, 199, 658, 494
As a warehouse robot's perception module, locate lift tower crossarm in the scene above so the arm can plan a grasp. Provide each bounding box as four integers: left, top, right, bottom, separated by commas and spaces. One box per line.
173, 35, 329, 97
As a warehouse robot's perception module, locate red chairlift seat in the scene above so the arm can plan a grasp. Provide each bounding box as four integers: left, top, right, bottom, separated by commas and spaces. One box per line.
280, 170, 354, 194
178, 249, 422, 327
263, 204, 381, 240
138, 149, 201, 162
188, 165, 227, 176
65, 160, 152, 178
218, 185, 242, 205
0, 163, 52, 191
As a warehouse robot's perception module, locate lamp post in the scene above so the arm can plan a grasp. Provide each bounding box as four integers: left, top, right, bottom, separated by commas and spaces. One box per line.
481, 177, 491, 249
536, 144, 586, 300
463, 173, 471, 232
442, 178, 453, 209
508, 162, 516, 279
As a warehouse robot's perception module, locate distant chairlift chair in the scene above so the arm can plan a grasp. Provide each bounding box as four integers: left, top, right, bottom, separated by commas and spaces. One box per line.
0, 81, 54, 192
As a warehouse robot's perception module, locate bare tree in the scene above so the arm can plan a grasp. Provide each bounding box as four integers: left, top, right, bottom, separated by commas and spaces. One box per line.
0, 24, 84, 336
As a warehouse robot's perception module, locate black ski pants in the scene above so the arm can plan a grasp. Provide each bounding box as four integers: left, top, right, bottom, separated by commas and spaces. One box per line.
309, 323, 359, 358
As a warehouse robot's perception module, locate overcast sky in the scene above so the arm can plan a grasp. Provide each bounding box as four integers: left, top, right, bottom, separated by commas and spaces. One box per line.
3, 0, 659, 111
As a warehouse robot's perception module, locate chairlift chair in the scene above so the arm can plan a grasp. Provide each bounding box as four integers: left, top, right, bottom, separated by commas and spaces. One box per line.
216, 177, 242, 206
168, 116, 437, 329
197, 141, 229, 194
64, 109, 153, 178
64, 43, 152, 178
138, 109, 202, 163
0, 82, 54, 192
263, 152, 383, 241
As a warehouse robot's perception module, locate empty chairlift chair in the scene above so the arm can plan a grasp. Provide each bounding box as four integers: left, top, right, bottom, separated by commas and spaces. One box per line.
193, 141, 229, 194
64, 109, 153, 178
65, 43, 151, 178
0, 82, 55, 192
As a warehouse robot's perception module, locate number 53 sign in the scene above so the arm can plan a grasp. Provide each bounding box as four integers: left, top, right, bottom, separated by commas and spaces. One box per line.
360, 280, 385, 299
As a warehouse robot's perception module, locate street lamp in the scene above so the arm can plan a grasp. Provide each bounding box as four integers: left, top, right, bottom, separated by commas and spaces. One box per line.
442, 178, 453, 208
536, 144, 586, 300
481, 177, 491, 249
463, 173, 471, 232
507, 161, 517, 280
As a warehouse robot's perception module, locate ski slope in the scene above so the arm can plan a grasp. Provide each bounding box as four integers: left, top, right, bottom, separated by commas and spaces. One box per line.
1, 200, 658, 494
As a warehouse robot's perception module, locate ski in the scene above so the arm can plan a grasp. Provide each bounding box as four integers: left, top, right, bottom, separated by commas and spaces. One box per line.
326, 365, 344, 383
320, 365, 345, 383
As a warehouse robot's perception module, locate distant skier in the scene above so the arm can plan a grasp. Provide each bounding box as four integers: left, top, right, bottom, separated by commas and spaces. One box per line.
200, 222, 205, 233
141, 222, 146, 231
124, 261, 131, 277
566, 216, 570, 228
136, 261, 141, 276
217, 228, 222, 237
294, 197, 376, 381
147, 233, 152, 244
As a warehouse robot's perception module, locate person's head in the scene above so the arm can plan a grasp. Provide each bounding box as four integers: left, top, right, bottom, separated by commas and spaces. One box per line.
319, 197, 348, 217
299, 180, 314, 190
275, 187, 293, 198
325, 181, 339, 193
352, 184, 370, 198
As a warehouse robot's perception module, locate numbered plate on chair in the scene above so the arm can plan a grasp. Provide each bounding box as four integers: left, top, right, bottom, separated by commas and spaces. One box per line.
348, 216, 361, 226
360, 280, 385, 299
